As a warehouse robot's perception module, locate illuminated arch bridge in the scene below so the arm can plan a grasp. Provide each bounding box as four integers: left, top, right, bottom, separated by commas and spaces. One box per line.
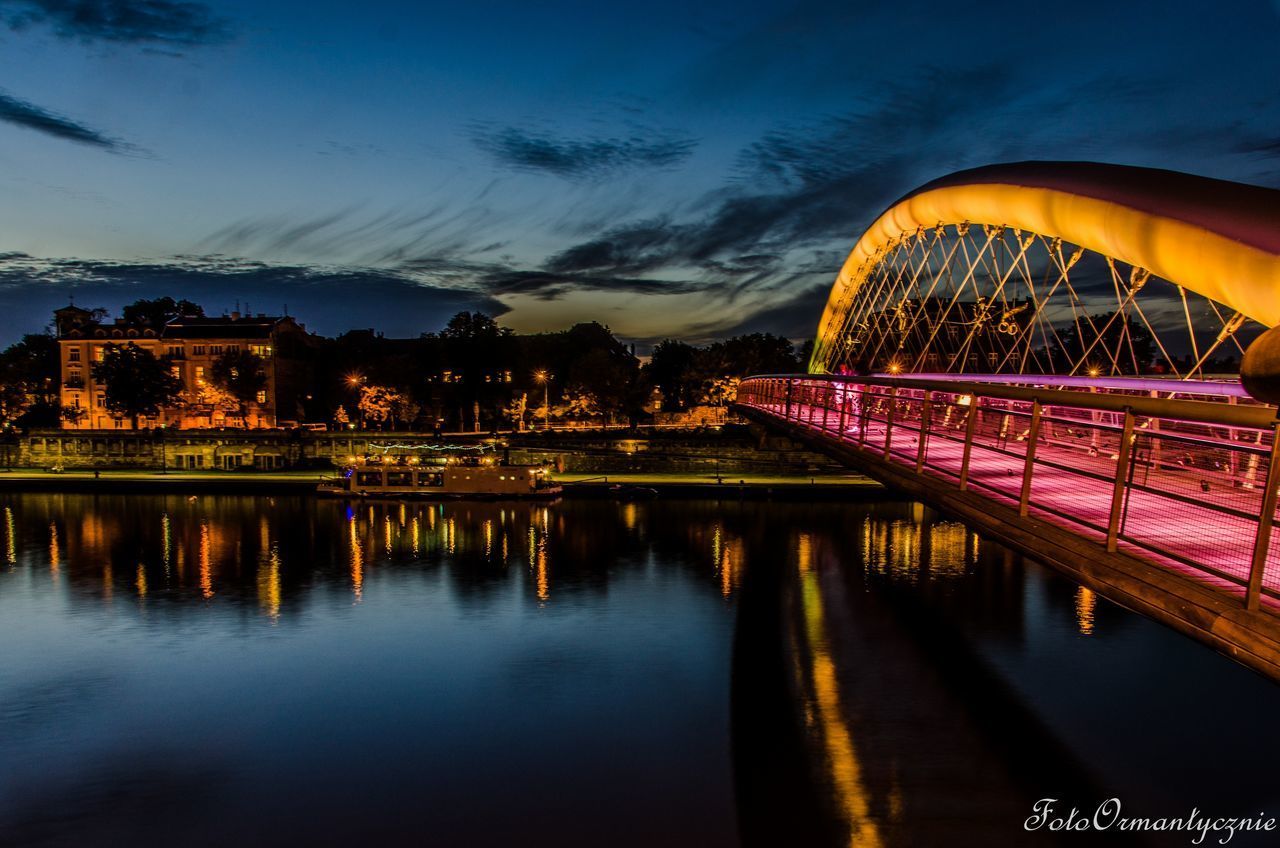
736, 163, 1280, 679
809, 162, 1280, 379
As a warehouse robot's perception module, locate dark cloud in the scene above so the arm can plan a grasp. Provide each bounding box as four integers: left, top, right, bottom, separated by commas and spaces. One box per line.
0, 0, 231, 47
0, 88, 125, 149
470, 124, 697, 180
716, 283, 832, 340
0, 254, 506, 343
477, 269, 709, 301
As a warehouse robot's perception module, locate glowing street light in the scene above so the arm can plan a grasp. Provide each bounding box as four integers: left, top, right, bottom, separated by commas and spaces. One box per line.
534, 370, 550, 430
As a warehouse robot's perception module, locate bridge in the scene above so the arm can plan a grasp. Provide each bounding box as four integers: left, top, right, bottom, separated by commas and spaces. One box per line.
736, 162, 1280, 680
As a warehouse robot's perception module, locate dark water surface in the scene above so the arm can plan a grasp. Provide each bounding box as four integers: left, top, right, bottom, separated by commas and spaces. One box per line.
0, 494, 1277, 847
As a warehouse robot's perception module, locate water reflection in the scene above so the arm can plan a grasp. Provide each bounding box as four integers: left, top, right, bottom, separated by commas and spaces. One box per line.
1, 495, 1278, 847
0, 495, 759, 622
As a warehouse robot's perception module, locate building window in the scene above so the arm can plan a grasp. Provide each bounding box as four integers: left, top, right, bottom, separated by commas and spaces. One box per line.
210, 345, 224, 355
255, 390, 267, 404
95, 394, 105, 408
94, 346, 105, 362
193, 345, 206, 355
68, 347, 81, 362
227, 344, 239, 353
250, 344, 272, 357
171, 365, 182, 380
167, 346, 184, 358
195, 366, 205, 386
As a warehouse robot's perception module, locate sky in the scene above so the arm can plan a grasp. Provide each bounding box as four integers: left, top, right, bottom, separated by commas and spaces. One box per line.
1, 0, 1279, 348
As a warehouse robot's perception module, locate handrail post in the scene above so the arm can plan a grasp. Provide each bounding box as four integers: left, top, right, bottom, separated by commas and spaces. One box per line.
1018, 400, 1042, 517
958, 395, 980, 491
838, 387, 849, 440
1106, 409, 1136, 552
916, 391, 932, 473
883, 387, 897, 460
858, 387, 870, 446
821, 384, 831, 432
1245, 421, 1280, 611
784, 379, 794, 420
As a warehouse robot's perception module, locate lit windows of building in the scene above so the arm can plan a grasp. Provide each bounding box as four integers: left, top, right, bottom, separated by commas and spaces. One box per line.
56, 306, 313, 430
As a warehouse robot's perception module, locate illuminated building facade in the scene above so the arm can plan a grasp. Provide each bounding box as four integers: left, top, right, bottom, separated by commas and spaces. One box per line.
56, 306, 315, 430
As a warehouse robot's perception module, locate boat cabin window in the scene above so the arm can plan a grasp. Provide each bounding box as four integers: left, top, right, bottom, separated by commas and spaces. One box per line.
416, 471, 444, 487
385, 471, 413, 486
355, 470, 383, 486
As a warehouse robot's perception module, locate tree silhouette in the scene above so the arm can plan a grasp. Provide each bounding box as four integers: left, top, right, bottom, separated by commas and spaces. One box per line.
210, 349, 268, 419
91, 343, 182, 428
121, 297, 204, 328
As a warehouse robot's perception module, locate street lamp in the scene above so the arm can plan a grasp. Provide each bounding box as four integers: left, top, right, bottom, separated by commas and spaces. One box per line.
534, 370, 550, 431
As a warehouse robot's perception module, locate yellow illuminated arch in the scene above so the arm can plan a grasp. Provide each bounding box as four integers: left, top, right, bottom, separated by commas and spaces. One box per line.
812, 165, 1280, 373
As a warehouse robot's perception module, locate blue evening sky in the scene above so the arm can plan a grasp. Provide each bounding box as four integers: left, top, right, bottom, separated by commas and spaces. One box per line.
1, 0, 1279, 345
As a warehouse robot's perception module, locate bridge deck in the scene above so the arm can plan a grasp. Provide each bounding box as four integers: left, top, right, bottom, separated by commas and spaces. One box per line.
741, 377, 1280, 614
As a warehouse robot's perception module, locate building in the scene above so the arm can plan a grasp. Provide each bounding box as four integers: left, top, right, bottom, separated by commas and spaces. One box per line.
57, 306, 315, 430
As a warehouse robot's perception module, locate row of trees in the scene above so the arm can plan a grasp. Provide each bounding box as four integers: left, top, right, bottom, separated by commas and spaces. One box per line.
0, 300, 808, 431
316, 313, 801, 431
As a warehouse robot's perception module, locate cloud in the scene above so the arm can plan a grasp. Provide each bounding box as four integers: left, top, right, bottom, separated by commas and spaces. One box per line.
476, 269, 710, 301
0, 0, 231, 47
0, 88, 126, 149
0, 254, 507, 343
470, 124, 696, 180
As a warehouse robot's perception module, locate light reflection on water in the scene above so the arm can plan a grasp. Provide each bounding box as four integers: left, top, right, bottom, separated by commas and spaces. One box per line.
0, 494, 1278, 847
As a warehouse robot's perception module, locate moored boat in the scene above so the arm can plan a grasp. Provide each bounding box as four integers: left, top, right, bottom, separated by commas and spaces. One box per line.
318, 450, 561, 499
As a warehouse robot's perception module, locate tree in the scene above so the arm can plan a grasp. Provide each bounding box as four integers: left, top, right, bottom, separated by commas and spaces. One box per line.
645, 340, 698, 410
91, 343, 182, 428
440, 312, 509, 341
1048, 312, 1155, 375
505, 393, 528, 431
435, 311, 517, 430
558, 390, 600, 422
210, 350, 268, 419
0, 333, 60, 427
358, 385, 416, 430
121, 297, 204, 328
333, 405, 350, 429
704, 376, 740, 406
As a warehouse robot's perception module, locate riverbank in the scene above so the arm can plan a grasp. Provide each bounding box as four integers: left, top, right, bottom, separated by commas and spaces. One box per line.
0, 468, 888, 500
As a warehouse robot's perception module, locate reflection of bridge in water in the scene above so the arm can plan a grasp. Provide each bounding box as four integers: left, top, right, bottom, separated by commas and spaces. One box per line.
739, 162, 1280, 680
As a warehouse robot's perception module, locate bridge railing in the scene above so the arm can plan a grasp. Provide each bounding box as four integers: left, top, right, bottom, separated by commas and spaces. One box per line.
737, 374, 1280, 612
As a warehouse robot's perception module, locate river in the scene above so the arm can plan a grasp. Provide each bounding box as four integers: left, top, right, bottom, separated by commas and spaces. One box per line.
0, 494, 1276, 846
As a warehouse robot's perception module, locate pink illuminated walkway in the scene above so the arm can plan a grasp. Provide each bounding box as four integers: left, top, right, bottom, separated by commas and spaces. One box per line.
742, 385, 1280, 612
